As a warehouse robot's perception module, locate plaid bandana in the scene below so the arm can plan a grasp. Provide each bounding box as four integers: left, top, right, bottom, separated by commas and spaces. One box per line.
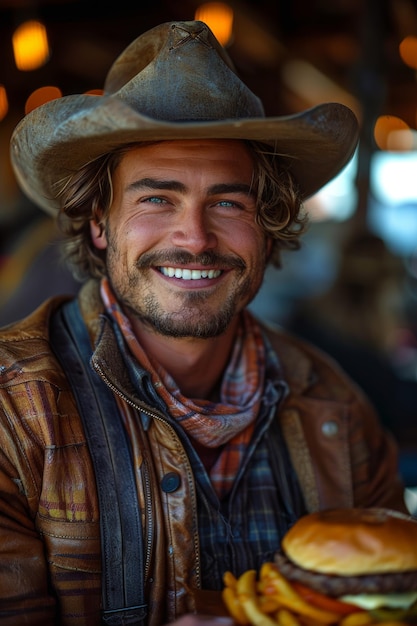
100, 278, 266, 498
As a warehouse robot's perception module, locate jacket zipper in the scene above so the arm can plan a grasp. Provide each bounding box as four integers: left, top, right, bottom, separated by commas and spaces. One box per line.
92, 361, 202, 587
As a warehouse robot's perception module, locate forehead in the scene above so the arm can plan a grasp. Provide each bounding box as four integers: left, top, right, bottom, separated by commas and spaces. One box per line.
117, 139, 255, 173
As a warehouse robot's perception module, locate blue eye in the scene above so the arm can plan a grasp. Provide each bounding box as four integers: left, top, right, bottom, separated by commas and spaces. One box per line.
217, 199, 246, 211
146, 196, 165, 204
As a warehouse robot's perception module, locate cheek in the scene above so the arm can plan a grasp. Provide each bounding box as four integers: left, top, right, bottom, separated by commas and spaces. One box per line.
110, 218, 163, 261
234, 224, 269, 262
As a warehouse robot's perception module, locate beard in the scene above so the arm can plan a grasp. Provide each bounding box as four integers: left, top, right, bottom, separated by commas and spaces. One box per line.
106, 248, 262, 339
133, 285, 250, 338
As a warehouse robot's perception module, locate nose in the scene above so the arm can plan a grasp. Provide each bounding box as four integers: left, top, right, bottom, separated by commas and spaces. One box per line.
171, 207, 218, 254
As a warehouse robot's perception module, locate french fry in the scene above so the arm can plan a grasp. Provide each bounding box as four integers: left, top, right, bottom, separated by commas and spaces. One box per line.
259, 564, 340, 624
276, 607, 302, 626
271, 592, 340, 624
259, 595, 281, 614
222, 585, 250, 625
339, 612, 375, 626
259, 563, 300, 600
223, 570, 239, 590
235, 569, 258, 601
222, 564, 408, 626
240, 598, 280, 626
236, 569, 278, 626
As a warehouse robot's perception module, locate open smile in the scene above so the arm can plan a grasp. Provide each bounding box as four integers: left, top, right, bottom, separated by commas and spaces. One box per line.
159, 267, 222, 280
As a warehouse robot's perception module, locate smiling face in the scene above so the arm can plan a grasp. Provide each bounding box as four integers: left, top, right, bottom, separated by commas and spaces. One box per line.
90, 139, 271, 339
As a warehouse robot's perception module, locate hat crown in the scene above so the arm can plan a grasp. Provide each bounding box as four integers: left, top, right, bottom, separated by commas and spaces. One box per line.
10, 20, 359, 216
104, 21, 265, 122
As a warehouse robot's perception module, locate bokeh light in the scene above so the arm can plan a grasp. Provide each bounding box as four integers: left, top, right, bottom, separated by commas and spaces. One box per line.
13, 20, 50, 71
399, 36, 417, 71
194, 2, 234, 46
374, 115, 412, 151
0, 85, 8, 121
25, 86, 62, 114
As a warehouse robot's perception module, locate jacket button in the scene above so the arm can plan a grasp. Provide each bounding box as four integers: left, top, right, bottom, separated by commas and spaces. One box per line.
161, 472, 181, 493
321, 421, 339, 437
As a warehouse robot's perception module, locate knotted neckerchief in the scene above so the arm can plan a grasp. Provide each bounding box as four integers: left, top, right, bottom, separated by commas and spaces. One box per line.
100, 278, 266, 498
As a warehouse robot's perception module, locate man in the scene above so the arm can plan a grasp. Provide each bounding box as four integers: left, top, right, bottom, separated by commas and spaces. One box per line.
0, 19, 407, 626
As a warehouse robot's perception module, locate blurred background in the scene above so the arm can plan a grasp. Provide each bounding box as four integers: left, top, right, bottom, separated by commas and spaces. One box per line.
0, 0, 416, 504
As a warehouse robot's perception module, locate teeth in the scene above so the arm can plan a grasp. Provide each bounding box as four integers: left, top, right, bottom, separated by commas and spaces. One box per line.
160, 267, 222, 280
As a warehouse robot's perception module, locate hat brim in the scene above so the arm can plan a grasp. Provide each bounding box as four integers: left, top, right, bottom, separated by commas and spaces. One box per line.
10, 94, 359, 216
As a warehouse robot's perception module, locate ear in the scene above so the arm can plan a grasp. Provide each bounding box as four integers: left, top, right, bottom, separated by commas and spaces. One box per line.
90, 219, 108, 250
265, 237, 274, 261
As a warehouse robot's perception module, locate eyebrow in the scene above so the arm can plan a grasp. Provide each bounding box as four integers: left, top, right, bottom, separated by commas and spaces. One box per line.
208, 183, 255, 197
126, 178, 255, 197
126, 178, 186, 193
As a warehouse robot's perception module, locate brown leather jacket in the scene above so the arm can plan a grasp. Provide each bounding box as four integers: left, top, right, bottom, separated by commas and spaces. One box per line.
0, 281, 407, 625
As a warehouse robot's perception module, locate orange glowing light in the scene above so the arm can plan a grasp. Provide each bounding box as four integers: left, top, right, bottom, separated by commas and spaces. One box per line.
13, 20, 50, 71
25, 86, 62, 114
195, 2, 234, 46
374, 115, 412, 151
0, 85, 8, 121
399, 36, 417, 70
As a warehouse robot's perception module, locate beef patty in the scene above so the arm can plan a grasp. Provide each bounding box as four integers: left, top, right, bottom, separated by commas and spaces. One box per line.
274, 552, 417, 597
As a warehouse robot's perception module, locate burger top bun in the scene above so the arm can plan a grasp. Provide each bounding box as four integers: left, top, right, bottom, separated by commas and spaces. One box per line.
282, 508, 417, 577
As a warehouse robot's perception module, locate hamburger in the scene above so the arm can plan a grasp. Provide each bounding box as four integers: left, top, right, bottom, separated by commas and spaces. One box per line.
274, 508, 417, 622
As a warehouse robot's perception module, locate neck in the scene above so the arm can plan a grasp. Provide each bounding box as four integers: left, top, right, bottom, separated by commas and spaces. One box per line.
128, 317, 240, 400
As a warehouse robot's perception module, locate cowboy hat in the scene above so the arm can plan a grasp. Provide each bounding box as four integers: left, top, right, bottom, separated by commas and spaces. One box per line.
10, 20, 359, 216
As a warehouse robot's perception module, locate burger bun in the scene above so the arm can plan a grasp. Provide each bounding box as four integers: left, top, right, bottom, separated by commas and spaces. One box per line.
282, 507, 417, 576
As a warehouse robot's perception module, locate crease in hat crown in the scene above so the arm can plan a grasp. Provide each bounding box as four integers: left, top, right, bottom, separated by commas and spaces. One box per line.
10, 19, 360, 216
103, 21, 265, 122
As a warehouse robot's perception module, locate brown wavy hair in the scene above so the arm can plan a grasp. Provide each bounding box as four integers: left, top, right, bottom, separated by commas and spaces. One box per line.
55, 141, 308, 281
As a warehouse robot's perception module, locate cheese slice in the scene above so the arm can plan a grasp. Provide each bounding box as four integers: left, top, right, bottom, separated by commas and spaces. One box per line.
340, 591, 417, 610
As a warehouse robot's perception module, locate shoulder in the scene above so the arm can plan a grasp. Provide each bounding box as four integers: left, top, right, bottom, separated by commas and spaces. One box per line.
0, 296, 90, 487
0, 280, 102, 387
0, 295, 71, 387
261, 320, 368, 404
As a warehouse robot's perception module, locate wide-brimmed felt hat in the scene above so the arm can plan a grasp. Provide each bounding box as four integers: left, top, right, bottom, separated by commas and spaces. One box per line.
10, 20, 359, 216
